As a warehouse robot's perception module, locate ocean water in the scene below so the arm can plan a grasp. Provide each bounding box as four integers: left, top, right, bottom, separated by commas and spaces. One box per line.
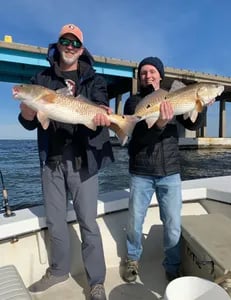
0, 139, 230, 211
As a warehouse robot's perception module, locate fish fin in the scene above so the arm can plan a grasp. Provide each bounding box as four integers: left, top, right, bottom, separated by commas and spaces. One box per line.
145, 117, 159, 128
183, 110, 198, 123
169, 80, 186, 92
183, 99, 203, 122
84, 122, 97, 131
183, 112, 190, 120
55, 79, 77, 96
195, 99, 203, 112
37, 111, 50, 129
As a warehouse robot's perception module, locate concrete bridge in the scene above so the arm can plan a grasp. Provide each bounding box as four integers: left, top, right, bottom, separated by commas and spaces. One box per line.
1, 38, 231, 139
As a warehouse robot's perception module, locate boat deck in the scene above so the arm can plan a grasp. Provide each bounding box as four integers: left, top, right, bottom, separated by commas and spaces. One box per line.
29, 202, 208, 300
1, 176, 231, 299
31, 264, 166, 300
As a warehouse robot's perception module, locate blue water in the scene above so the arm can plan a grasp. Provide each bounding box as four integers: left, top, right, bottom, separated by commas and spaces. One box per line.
0, 139, 230, 211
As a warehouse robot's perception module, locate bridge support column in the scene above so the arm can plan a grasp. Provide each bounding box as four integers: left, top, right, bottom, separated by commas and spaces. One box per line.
131, 68, 138, 95
219, 100, 226, 137
197, 110, 207, 137
115, 94, 123, 114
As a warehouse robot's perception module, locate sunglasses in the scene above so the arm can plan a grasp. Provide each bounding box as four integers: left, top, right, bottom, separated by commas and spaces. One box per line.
59, 38, 82, 49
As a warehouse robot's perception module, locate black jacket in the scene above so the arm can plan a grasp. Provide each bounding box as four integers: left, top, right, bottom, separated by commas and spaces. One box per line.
124, 85, 206, 176
18, 43, 114, 174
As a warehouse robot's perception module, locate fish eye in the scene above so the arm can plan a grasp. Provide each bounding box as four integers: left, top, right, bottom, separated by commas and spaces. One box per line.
146, 104, 151, 109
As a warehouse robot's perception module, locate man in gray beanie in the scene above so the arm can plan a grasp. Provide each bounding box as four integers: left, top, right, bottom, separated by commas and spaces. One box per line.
137, 56, 165, 81
122, 56, 208, 283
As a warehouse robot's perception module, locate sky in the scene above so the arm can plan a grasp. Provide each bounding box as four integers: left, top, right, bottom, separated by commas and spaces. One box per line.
1, 0, 231, 139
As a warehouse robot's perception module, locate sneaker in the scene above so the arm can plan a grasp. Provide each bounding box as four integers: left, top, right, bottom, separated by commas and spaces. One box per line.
28, 268, 69, 293
165, 271, 181, 282
90, 284, 106, 300
122, 259, 139, 283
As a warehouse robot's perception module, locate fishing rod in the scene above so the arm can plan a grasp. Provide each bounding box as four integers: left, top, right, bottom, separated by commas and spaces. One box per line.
0, 170, 15, 217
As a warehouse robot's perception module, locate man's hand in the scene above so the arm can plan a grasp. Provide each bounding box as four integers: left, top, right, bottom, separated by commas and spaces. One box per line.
20, 103, 36, 121
93, 105, 112, 127
156, 101, 174, 128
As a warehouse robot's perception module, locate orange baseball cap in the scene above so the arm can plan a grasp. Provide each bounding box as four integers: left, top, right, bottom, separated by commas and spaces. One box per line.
59, 24, 83, 44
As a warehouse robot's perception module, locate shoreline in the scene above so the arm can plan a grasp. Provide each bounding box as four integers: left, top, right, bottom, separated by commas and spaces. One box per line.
110, 137, 231, 149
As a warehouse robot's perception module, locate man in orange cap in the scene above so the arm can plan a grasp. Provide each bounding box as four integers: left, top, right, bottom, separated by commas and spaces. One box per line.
19, 24, 113, 300
59, 24, 83, 43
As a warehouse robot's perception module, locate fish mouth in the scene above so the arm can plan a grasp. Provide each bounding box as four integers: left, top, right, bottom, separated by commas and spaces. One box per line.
12, 87, 19, 98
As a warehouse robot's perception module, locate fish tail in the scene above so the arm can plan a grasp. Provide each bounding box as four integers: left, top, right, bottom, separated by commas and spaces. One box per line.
109, 115, 138, 146
109, 123, 129, 146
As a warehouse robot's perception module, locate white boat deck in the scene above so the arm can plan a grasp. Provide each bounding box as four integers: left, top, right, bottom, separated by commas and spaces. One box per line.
30, 202, 208, 300
1, 175, 231, 299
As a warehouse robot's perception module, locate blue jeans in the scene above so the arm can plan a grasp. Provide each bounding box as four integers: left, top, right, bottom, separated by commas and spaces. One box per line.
126, 173, 182, 273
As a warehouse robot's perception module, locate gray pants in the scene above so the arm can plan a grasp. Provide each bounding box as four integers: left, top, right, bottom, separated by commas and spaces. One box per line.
41, 161, 106, 286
